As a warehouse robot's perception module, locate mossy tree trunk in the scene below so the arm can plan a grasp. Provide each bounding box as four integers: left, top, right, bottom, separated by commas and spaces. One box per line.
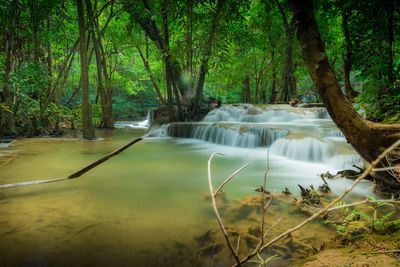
77, 0, 95, 139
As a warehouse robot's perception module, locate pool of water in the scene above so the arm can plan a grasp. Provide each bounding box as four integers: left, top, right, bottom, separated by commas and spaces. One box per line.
0, 105, 373, 267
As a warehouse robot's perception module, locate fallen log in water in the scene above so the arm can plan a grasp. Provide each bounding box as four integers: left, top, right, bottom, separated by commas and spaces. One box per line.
0, 137, 143, 189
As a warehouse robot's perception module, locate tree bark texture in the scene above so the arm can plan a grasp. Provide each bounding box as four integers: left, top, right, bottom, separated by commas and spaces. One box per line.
289, 0, 400, 165
77, 0, 95, 138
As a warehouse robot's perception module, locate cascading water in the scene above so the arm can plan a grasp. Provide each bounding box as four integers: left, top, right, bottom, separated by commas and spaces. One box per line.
148, 104, 363, 171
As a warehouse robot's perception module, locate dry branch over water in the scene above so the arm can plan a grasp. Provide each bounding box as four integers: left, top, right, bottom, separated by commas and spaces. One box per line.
0, 137, 143, 189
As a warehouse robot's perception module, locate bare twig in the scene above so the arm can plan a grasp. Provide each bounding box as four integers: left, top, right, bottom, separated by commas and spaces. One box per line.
232, 139, 400, 267
373, 166, 400, 172
260, 150, 270, 246
208, 152, 242, 267
0, 137, 143, 189
263, 216, 282, 240
214, 163, 249, 197
235, 235, 241, 254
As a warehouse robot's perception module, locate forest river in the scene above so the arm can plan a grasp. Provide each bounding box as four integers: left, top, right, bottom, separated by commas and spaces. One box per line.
0, 104, 373, 266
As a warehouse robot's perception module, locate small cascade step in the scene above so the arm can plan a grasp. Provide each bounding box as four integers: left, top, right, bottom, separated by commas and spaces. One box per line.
166, 123, 288, 148
270, 137, 333, 162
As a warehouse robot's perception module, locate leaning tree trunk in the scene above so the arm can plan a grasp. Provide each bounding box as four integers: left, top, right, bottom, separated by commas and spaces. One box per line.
288, 0, 400, 166
77, 0, 95, 139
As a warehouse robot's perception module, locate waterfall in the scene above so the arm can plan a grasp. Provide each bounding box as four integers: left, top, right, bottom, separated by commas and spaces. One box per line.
164, 123, 288, 148
145, 104, 363, 170
270, 137, 333, 162
203, 105, 333, 123
314, 108, 331, 119
326, 130, 345, 138
325, 154, 363, 170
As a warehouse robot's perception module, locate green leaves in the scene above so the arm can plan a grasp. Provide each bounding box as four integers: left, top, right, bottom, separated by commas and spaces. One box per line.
248, 253, 279, 267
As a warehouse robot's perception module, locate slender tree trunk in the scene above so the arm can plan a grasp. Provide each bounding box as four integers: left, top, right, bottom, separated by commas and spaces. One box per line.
274, 0, 296, 103
185, 0, 194, 100
86, 0, 114, 129
194, 0, 226, 109
77, 0, 95, 139
269, 50, 277, 104
47, 16, 52, 95
387, 0, 394, 86
243, 75, 251, 103
2, 0, 18, 135
30, 0, 39, 66
136, 45, 165, 104
289, 0, 400, 166
260, 84, 267, 104
93, 0, 114, 128
341, 8, 356, 99
162, 0, 183, 121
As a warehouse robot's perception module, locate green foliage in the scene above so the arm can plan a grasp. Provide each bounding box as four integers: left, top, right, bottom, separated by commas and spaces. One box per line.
1, 0, 399, 135
248, 253, 279, 267
324, 197, 399, 236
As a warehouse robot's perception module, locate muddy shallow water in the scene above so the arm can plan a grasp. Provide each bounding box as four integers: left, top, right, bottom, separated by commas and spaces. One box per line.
0, 105, 374, 267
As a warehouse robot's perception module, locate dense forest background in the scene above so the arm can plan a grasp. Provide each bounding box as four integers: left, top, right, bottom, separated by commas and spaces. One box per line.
0, 0, 399, 138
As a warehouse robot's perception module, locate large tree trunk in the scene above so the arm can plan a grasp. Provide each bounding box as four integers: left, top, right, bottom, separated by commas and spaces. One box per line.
288, 0, 400, 166
77, 0, 95, 139
2, 0, 18, 135
274, 0, 296, 103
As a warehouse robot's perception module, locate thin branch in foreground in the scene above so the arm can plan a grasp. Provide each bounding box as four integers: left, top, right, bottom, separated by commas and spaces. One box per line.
260, 149, 271, 246
214, 163, 249, 197
208, 152, 242, 267
236, 235, 241, 254
232, 139, 400, 267
373, 166, 400, 172
327, 199, 400, 212
0, 137, 143, 189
